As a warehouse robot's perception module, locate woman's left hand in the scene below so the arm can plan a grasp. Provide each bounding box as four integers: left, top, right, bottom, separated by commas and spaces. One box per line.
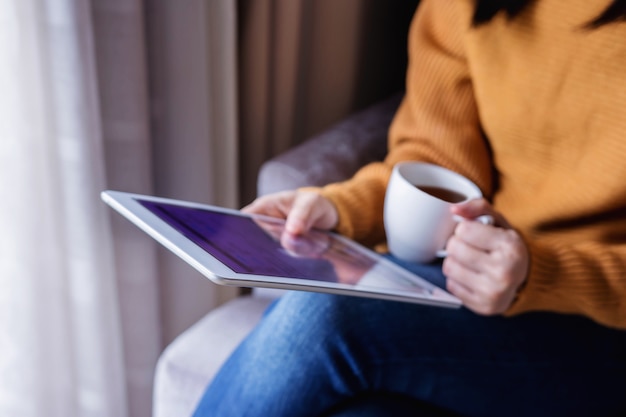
442, 198, 529, 315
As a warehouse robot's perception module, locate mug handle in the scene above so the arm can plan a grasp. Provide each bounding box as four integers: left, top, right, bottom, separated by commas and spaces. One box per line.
436, 214, 494, 258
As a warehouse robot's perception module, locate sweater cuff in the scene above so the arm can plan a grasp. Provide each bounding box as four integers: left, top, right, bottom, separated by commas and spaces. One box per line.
321, 183, 386, 246
504, 240, 561, 317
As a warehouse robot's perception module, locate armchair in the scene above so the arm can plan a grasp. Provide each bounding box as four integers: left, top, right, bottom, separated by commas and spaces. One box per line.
152, 93, 403, 417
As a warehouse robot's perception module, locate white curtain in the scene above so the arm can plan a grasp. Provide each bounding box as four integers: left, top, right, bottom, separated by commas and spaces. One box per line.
0, 0, 129, 416
0, 0, 238, 416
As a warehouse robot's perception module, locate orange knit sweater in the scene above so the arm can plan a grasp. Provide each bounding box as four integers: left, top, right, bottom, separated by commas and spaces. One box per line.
318, 0, 626, 329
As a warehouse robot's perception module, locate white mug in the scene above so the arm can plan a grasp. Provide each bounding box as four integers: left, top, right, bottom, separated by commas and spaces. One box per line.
384, 162, 491, 263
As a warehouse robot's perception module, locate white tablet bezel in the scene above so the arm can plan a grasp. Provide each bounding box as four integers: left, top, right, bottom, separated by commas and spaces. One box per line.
101, 190, 461, 308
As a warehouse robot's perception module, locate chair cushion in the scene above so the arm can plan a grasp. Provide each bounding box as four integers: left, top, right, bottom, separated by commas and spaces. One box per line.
152, 294, 274, 417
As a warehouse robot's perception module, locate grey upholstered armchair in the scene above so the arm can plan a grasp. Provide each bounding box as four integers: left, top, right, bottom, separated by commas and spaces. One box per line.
152, 93, 403, 417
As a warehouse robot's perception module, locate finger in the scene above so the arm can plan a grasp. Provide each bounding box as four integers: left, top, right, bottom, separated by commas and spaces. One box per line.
451, 198, 511, 228
442, 256, 480, 294
445, 275, 479, 305
444, 235, 487, 274
443, 255, 497, 302
453, 221, 517, 253
446, 253, 524, 314
446, 273, 500, 316
242, 191, 295, 218
285, 192, 337, 235
285, 194, 316, 235
450, 197, 489, 218
443, 253, 494, 292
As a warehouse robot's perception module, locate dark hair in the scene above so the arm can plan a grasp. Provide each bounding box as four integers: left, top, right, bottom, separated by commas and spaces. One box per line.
472, 0, 626, 28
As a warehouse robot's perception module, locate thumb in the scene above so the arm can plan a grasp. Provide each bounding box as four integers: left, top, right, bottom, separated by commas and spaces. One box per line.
451, 198, 489, 218
451, 198, 511, 228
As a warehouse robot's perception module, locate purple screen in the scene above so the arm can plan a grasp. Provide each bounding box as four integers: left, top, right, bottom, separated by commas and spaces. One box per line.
137, 199, 377, 284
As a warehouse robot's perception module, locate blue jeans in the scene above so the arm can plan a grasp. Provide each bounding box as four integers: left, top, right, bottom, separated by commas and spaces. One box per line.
192, 260, 626, 417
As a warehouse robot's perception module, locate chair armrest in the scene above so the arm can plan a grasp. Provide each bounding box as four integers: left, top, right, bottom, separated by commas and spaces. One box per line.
257, 93, 403, 196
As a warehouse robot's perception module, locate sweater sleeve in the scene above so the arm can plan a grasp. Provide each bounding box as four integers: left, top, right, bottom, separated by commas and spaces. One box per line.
319, 0, 494, 246
506, 235, 626, 330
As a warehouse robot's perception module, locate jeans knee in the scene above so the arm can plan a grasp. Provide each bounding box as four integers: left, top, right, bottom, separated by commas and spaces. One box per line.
264, 291, 355, 342
267, 291, 367, 340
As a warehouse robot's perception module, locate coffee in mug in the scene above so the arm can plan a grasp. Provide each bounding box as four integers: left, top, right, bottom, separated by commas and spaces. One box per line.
414, 185, 467, 203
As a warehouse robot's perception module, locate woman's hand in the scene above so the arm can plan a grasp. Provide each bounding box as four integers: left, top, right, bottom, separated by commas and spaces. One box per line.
443, 198, 529, 315
242, 190, 338, 235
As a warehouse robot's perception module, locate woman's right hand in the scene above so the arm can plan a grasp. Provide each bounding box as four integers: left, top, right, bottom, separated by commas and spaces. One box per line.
242, 190, 338, 236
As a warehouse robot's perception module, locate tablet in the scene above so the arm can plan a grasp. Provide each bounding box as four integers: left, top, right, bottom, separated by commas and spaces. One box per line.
101, 190, 461, 308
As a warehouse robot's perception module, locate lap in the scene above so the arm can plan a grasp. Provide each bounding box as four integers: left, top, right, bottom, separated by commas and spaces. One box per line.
194, 261, 626, 417
269, 291, 626, 416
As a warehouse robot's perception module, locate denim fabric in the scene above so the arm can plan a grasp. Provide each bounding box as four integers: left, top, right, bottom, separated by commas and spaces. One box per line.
192, 260, 626, 417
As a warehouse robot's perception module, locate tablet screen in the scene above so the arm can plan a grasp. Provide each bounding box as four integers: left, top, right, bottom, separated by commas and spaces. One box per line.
138, 199, 378, 286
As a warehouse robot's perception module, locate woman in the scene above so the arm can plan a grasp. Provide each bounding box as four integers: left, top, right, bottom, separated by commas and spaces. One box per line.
193, 1, 626, 415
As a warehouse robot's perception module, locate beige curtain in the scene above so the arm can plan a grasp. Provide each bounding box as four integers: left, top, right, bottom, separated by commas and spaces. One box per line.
237, 0, 417, 204
143, 0, 239, 348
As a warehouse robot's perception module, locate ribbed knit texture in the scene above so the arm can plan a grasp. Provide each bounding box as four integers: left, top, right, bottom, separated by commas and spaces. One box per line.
318, 0, 626, 329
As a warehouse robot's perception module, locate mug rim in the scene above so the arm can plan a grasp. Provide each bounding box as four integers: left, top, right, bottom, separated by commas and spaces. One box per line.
393, 161, 483, 203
